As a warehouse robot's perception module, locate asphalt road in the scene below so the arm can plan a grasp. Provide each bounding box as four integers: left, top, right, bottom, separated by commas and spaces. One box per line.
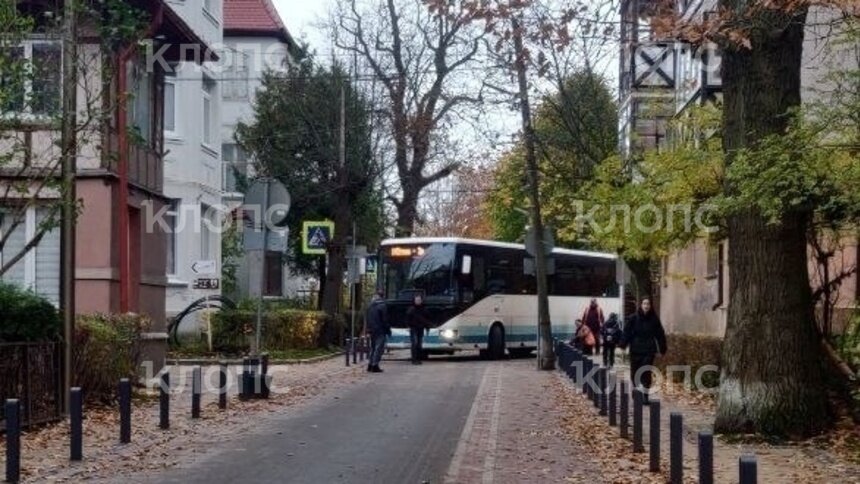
145, 355, 490, 484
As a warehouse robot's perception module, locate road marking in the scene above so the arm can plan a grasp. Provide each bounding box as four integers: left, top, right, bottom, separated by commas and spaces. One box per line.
445, 364, 503, 484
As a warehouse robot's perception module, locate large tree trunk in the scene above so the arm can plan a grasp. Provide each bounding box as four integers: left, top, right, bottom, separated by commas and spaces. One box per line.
320, 212, 348, 346
395, 191, 419, 237
715, 4, 829, 437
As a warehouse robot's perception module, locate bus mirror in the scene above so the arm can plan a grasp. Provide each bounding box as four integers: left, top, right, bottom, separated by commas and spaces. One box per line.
461, 255, 472, 275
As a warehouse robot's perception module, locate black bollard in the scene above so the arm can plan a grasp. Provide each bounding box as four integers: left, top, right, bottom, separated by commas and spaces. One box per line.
119, 378, 131, 444
159, 372, 170, 430
649, 399, 661, 472
219, 362, 228, 410
633, 388, 643, 453
261, 353, 269, 376
345, 338, 351, 367
6, 399, 20, 483
608, 371, 617, 427
582, 358, 590, 395
599, 368, 608, 416
352, 336, 357, 364
192, 366, 202, 419
70, 388, 83, 461
739, 454, 757, 484
699, 431, 714, 484
670, 412, 683, 484
240, 370, 251, 400
620, 380, 629, 439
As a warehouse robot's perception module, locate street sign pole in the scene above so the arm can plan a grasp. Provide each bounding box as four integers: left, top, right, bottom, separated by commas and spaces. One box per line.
350, 221, 357, 363
255, 178, 270, 354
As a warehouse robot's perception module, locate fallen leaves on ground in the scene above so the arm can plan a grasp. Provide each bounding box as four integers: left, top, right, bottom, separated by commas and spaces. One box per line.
0, 360, 366, 482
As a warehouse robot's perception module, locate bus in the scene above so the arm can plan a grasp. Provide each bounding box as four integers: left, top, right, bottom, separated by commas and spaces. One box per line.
379, 237, 620, 359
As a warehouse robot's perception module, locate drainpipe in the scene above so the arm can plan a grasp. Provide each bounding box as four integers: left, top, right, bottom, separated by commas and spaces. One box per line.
117, 2, 164, 312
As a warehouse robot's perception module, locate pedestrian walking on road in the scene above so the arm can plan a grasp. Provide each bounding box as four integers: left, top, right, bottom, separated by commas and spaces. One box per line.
581, 299, 605, 355
364, 291, 390, 373
601, 312, 622, 367
621, 298, 667, 404
407, 294, 432, 365
574, 319, 596, 355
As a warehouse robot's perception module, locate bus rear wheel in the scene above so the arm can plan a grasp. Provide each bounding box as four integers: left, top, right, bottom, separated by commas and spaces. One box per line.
488, 324, 505, 360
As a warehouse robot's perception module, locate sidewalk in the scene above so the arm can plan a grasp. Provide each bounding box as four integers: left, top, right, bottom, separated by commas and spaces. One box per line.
557, 353, 860, 483
444, 358, 605, 483
0, 357, 366, 482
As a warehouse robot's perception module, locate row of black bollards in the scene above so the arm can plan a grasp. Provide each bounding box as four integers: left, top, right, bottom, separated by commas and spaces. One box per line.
344, 336, 372, 367
553, 340, 758, 484
4, 358, 274, 482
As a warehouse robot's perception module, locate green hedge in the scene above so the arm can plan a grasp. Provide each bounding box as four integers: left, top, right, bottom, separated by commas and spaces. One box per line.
212, 309, 327, 354
654, 334, 722, 389
72, 313, 151, 403
0, 282, 60, 342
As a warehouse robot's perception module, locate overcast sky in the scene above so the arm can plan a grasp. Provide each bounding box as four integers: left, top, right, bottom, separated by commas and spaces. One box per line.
272, 0, 332, 54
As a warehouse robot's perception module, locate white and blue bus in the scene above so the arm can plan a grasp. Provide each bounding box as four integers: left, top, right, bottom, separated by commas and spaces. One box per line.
379, 237, 620, 359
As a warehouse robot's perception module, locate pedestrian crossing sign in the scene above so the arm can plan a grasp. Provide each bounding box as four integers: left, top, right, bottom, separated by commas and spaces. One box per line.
302, 220, 335, 255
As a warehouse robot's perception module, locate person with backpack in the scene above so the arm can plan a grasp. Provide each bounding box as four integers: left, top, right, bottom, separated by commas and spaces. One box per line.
621, 298, 667, 404
600, 312, 622, 367
574, 318, 596, 355
581, 299, 605, 355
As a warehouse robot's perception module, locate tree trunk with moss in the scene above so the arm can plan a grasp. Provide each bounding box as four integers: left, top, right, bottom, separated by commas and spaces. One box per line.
714, 3, 828, 437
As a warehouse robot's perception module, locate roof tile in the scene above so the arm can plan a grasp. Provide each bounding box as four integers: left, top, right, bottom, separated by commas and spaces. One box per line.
224, 0, 289, 37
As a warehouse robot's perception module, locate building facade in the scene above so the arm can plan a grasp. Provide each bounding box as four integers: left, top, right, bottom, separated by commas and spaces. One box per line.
162, 0, 226, 333
619, 0, 860, 336
220, 0, 308, 300
0, 1, 215, 361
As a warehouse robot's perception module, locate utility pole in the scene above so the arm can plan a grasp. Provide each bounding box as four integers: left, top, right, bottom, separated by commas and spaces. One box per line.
60, 0, 79, 410
512, 16, 554, 371
254, 178, 270, 354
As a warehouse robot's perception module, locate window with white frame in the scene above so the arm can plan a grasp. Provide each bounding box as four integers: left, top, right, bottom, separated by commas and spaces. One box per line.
200, 204, 216, 261
224, 50, 249, 100
0, 206, 60, 305
202, 75, 216, 146
165, 200, 180, 276
0, 40, 61, 117
221, 143, 248, 192
128, 58, 155, 145
164, 70, 177, 135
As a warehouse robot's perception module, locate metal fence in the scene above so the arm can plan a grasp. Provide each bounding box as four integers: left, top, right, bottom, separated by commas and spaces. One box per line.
0, 342, 62, 432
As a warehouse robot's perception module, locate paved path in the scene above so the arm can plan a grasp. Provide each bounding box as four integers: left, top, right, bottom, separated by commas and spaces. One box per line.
137, 355, 599, 484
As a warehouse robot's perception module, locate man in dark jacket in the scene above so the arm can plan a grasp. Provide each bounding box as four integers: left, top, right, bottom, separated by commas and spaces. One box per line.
621, 298, 667, 404
365, 292, 390, 373
406, 294, 432, 365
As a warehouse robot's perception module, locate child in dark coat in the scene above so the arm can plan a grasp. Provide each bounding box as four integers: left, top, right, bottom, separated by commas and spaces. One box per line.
600, 313, 622, 367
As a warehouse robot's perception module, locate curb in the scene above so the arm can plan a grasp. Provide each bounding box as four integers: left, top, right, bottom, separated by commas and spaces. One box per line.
166, 351, 344, 366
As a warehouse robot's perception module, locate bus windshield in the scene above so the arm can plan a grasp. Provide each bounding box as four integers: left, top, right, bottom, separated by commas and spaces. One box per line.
381, 243, 455, 301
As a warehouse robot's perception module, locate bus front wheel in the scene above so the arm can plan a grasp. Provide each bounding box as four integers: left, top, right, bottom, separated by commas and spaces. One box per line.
488, 324, 505, 360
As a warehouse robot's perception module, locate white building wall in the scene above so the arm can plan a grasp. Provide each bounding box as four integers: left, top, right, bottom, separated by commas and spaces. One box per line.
220, 34, 301, 299
163, 0, 225, 333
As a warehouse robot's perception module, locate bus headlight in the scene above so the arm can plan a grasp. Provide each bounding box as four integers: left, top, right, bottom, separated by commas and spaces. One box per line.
441, 329, 457, 339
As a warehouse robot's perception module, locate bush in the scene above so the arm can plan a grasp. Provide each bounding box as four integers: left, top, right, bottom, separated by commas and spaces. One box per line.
0, 282, 60, 342
211, 309, 327, 355
654, 334, 722, 389
835, 312, 860, 372
72, 313, 151, 403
